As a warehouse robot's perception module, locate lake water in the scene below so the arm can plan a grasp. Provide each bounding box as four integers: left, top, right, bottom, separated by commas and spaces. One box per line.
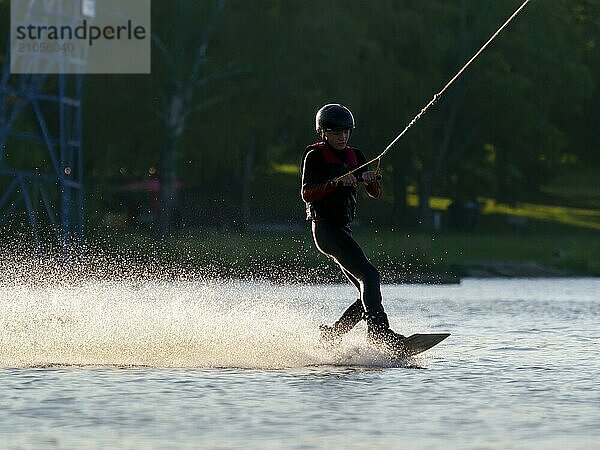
1, 277, 599, 449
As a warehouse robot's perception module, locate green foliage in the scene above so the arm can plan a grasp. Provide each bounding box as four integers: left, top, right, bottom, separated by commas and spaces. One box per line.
92, 223, 600, 277
0, 0, 8, 54
2, 0, 598, 231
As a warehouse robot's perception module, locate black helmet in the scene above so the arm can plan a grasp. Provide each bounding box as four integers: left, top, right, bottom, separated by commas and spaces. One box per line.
315, 103, 355, 133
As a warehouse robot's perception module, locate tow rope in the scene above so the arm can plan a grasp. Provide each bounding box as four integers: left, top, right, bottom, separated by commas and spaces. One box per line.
333, 0, 531, 182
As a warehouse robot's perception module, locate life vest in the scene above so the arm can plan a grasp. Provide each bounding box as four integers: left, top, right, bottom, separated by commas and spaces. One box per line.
301, 141, 363, 224
302, 141, 358, 170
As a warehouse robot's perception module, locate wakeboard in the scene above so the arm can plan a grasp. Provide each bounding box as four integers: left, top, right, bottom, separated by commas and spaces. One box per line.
395, 333, 451, 357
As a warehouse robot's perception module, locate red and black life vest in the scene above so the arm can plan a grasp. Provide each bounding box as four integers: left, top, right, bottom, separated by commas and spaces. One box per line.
301, 141, 365, 224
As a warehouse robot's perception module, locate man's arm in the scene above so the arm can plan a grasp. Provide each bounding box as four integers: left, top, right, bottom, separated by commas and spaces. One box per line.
302, 181, 336, 202
365, 178, 381, 198
301, 150, 335, 202
355, 149, 381, 198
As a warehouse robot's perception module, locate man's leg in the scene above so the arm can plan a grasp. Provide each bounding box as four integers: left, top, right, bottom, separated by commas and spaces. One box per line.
313, 222, 384, 316
333, 266, 366, 332
319, 266, 364, 343
319, 298, 364, 342
312, 222, 405, 350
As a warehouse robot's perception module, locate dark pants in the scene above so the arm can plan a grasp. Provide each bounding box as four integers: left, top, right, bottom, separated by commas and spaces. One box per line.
312, 221, 388, 333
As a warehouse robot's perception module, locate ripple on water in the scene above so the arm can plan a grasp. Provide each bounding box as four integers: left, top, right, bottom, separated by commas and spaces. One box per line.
0, 276, 598, 449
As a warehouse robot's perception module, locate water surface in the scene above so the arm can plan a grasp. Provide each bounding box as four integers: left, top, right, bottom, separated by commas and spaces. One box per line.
1, 278, 598, 449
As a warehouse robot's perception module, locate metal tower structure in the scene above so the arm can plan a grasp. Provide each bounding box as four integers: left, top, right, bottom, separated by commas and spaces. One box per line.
0, 1, 92, 248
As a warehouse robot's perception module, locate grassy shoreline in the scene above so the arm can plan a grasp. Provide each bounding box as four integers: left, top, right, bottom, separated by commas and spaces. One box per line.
86, 225, 600, 282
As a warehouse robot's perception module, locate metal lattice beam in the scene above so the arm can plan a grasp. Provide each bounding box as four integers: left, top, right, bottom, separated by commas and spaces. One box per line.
0, 1, 86, 248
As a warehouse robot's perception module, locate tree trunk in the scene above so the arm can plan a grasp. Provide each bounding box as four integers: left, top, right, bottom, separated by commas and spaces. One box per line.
240, 136, 256, 231
392, 152, 409, 228
157, 93, 186, 239
418, 170, 433, 231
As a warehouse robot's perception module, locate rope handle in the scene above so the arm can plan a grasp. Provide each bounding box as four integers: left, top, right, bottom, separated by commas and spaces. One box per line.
334, 172, 382, 186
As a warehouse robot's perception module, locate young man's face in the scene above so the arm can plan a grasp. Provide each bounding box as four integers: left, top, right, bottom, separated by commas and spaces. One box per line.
323, 129, 351, 150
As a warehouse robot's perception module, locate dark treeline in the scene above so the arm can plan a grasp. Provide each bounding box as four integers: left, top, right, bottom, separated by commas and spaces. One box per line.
2, 0, 599, 236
